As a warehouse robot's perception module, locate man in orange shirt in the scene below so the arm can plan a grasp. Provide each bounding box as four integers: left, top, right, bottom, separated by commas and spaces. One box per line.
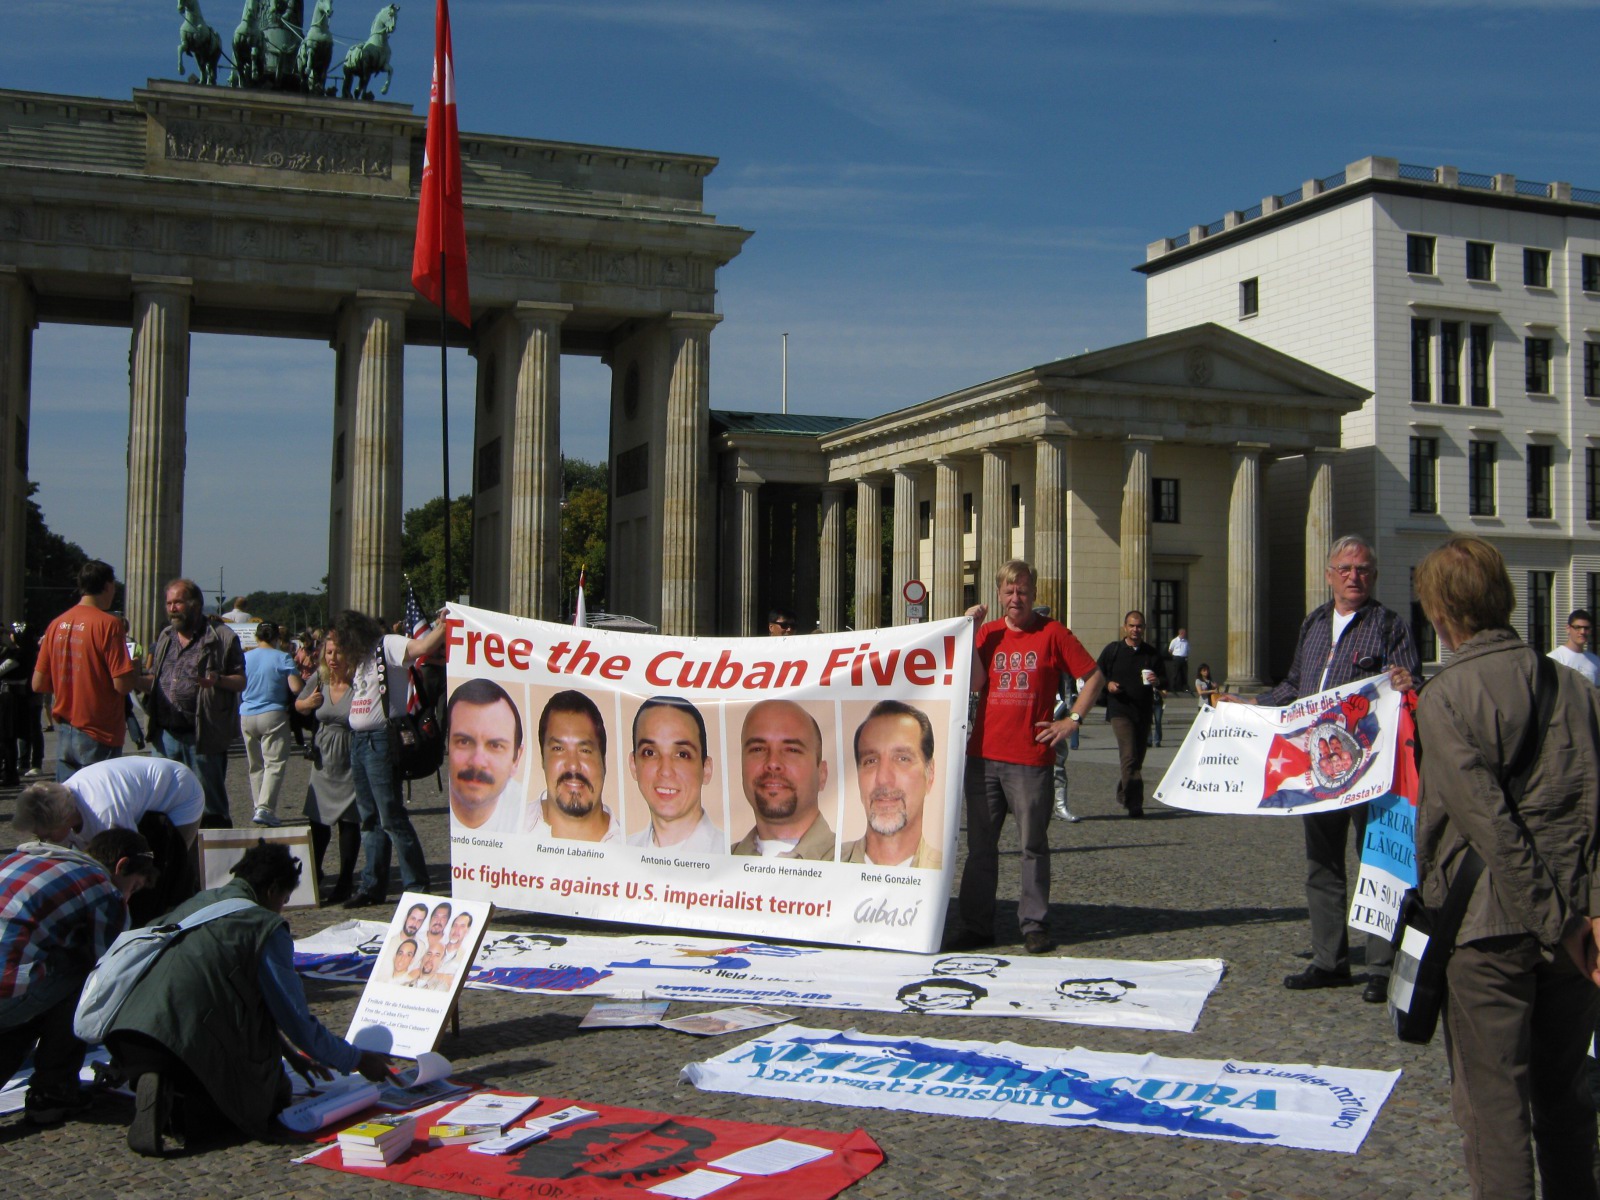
32, 561, 148, 782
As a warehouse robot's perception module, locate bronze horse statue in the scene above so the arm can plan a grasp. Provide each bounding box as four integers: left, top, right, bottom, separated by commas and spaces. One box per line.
341, 3, 399, 99
297, 0, 336, 93
259, 0, 303, 90
230, 0, 264, 87
177, 0, 223, 85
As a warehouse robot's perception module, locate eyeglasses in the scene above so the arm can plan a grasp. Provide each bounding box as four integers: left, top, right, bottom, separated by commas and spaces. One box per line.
1330, 564, 1375, 578
1572, 624, 1593, 633
772, 622, 794, 630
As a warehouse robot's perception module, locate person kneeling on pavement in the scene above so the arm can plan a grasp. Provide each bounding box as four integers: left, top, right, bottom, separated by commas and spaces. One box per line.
0, 829, 157, 1125
105, 841, 392, 1156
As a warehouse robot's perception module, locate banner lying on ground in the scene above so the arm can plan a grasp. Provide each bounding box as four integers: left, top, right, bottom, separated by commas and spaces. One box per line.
438, 604, 972, 952
302, 1094, 884, 1199
294, 924, 1225, 1033
1154, 675, 1401, 816
683, 1026, 1400, 1154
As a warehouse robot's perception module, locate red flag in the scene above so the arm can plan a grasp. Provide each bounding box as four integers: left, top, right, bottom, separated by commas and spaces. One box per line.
411, 0, 471, 327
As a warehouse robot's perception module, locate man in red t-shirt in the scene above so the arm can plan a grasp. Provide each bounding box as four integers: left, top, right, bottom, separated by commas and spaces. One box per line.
951, 559, 1102, 955
31, 560, 147, 782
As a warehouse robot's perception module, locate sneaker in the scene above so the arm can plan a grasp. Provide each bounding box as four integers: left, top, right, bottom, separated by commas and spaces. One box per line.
22, 768, 42, 779
24, 1087, 93, 1126
127, 1072, 171, 1157
252, 807, 282, 827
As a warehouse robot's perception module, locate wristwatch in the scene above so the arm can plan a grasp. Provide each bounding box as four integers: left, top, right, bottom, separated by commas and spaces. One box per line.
1066, 711, 1082, 723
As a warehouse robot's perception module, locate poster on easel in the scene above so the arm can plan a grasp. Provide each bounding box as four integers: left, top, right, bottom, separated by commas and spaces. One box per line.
345, 892, 492, 1058
199, 825, 320, 909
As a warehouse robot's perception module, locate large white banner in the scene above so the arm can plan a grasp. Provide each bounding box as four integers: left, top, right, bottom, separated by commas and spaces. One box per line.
294, 924, 1225, 1033
439, 605, 971, 952
683, 1026, 1399, 1154
1153, 675, 1401, 816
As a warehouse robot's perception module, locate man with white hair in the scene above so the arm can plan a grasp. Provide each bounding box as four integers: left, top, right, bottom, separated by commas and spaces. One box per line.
14, 757, 204, 849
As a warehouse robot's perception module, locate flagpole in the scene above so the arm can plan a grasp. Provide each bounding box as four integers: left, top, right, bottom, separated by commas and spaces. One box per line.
440, 248, 451, 607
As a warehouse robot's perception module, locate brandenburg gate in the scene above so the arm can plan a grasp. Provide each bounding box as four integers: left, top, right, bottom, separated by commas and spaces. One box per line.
0, 82, 749, 644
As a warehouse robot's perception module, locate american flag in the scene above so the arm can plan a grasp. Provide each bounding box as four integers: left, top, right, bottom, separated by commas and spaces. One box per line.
404, 579, 431, 714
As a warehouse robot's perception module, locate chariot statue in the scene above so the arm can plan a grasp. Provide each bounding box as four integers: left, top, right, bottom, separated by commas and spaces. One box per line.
173, 0, 400, 98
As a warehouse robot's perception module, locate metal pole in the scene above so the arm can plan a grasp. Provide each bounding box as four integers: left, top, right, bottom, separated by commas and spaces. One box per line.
439, 250, 452, 606
781, 331, 788, 415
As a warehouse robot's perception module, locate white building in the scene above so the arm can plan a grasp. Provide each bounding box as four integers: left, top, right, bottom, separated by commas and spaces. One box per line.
1140, 155, 1600, 666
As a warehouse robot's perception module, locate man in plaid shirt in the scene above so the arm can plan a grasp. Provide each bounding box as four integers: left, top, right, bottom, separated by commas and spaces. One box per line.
0, 828, 156, 1124
1221, 535, 1418, 1003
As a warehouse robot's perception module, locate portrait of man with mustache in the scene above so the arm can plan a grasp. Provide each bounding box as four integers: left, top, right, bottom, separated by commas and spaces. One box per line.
446, 678, 526, 834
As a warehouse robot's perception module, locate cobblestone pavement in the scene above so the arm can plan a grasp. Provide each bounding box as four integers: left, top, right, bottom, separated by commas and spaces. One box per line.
0, 698, 1473, 1199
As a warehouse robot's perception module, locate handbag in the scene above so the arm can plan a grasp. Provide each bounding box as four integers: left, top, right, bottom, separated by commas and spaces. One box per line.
377, 645, 444, 783
73, 896, 257, 1043
1387, 654, 1560, 1044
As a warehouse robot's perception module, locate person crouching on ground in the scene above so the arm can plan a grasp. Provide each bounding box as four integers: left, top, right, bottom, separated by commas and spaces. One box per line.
105, 841, 392, 1156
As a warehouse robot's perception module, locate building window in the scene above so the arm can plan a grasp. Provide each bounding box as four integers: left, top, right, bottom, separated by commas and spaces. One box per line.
1588, 447, 1600, 520
1439, 321, 1462, 405
1411, 319, 1432, 403
1406, 234, 1436, 275
1591, 573, 1600, 622
1469, 440, 1497, 516
1523, 248, 1552, 288
1153, 478, 1180, 523
1585, 254, 1600, 292
1466, 241, 1495, 282
1151, 580, 1182, 654
1239, 277, 1259, 318
1528, 571, 1554, 653
1411, 599, 1439, 663
1586, 344, 1600, 398
1010, 483, 1022, 529
1409, 437, 1439, 514
1525, 337, 1553, 394
918, 499, 931, 539
1469, 324, 1492, 406
1526, 443, 1553, 519
962, 492, 974, 534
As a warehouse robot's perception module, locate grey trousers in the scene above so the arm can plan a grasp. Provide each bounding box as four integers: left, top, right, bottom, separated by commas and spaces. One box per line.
958, 757, 1053, 936
1303, 805, 1393, 975
1443, 934, 1599, 1200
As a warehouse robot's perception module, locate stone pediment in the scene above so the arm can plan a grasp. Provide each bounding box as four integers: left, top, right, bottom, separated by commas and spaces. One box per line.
1037, 323, 1368, 401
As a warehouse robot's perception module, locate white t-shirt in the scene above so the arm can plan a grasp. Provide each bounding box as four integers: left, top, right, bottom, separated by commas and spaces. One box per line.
1168, 636, 1189, 658
1550, 645, 1600, 687
65, 756, 206, 838
348, 634, 412, 732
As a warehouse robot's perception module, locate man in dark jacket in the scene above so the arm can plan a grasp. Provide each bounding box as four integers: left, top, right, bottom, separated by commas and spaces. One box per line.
106, 842, 390, 1156
1096, 611, 1167, 820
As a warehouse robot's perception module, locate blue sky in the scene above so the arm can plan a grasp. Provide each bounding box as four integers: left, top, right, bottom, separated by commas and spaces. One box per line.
8, 0, 1599, 596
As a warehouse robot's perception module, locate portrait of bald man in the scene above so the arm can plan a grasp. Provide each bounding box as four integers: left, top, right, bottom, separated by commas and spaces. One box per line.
842, 699, 943, 869
731, 699, 836, 860
626, 696, 724, 854
446, 678, 526, 834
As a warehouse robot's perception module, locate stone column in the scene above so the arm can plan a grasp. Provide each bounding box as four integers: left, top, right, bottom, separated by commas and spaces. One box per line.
345, 291, 409, 620
734, 480, 759, 637
1227, 444, 1267, 689
1033, 436, 1068, 620
854, 477, 883, 630
979, 448, 1011, 603
505, 301, 572, 620
1305, 449, 1336, 614
660, 313, 720, 637
794, 495, 819, 631
818, 485, 845, 632
932, 457, 963, 621
891, 467, 919, 624
1120, 438, 1153, 618
0, 269, 34, 625
124, 277, 192, 647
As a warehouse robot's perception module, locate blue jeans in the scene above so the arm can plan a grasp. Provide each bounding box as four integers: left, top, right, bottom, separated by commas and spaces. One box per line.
153, 727, 232, 826
350, 727, 430, 897
55, 724, 121, 783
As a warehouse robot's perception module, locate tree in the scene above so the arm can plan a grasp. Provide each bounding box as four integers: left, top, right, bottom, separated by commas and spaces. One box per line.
560, 457, 608, 614
401, 494, 473, 611
22, 482, 89, 630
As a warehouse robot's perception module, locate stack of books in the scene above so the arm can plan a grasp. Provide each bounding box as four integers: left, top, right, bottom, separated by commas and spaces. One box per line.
428, 1093, 541, 1148
338, 1114, 417, 1168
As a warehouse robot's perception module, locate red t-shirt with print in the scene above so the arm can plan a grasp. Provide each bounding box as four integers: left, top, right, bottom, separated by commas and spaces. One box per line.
967, 618, 1097, 768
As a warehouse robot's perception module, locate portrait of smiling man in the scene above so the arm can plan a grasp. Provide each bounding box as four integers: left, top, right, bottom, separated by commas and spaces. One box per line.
731, 699, 836, 860
527, 689, 620, 842
446, 678, 526, 834
626, 696, 724, 853
842, 699, 943, 869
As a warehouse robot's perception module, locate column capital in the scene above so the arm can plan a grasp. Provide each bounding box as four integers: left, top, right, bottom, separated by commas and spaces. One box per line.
349, 289, 413, 317
1307, 445, 1341, 460
891, 463, 921, 479
512, 300, 575, 324
821, 482, 847, 498
131, 274, 193, 294
664, 311, 723, 334
1232, 441, 1271, 453
1124, 434, 1162, 446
